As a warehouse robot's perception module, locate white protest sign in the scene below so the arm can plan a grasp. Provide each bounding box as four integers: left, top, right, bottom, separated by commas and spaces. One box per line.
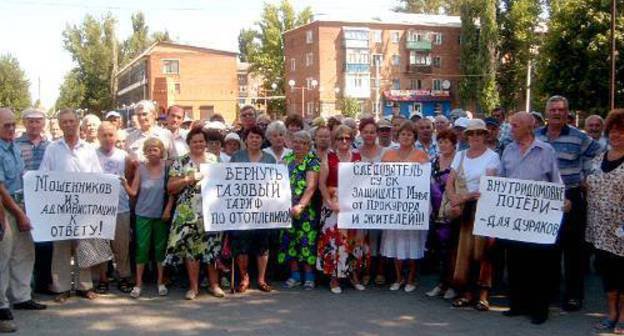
200, 163, 292, 231
337, 162, 431, 230
24, 171, 120, 242
473, 176, 565, 244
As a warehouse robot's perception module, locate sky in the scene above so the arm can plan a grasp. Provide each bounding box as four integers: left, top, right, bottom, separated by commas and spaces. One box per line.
0, 0, 397, 109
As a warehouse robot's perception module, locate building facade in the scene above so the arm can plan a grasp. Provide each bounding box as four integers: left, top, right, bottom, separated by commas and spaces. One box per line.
115, 42, 239, 123
283, 13, 462, 119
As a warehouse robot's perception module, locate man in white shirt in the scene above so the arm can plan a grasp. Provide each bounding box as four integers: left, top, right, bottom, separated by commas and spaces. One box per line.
39, 108, 103, 303
126, 100, 177, 162
165, 105, 189, 157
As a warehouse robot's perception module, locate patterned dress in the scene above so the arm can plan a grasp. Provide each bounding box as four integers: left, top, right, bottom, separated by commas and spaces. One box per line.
164, 153, 223, 265
277, 151, 321, 266
316, 151, 371, 278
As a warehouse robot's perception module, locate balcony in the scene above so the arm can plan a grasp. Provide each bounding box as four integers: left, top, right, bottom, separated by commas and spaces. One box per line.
344, 39, 369, 49
406, 40, 432, 51
345, 63, 370, 73
406, 64, 433, 74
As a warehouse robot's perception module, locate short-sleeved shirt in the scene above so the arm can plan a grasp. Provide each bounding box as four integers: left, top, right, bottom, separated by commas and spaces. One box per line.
499, 139, 562, 184
97, 147, 130, 213
0, 138, 26, 194
451, 148, 500, 193
415, 140, 439, 159
263, 147, 293, 164
39, 138, 103, 173
15, 134, 50, 171
171, 128, 189, 158
229, 150, 276, 164
126, 126, 178, 162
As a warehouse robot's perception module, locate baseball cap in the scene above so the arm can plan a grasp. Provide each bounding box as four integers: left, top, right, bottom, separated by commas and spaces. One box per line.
464, 119, 489, 134
22, 108, 46, 119
377, 119, 392, 129
105, 111, 121, 119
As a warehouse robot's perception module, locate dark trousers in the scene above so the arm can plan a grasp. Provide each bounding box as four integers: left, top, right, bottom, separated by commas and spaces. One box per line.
557, 188, 587, 301
33, 242, 53, 293
507, 241, 558, 317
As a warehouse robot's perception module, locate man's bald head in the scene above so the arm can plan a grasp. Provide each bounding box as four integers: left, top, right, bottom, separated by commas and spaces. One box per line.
98, 121, 118, 152
0, 108, 16, 142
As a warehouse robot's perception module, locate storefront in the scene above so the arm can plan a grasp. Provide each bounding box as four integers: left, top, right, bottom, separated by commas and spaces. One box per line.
382, 90, 452, 118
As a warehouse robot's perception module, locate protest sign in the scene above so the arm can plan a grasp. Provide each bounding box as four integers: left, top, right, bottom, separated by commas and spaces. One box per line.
201, 163, 292, 231
473, 176, 565, 244
337, 162, 431, 230
24, 171, 120, 242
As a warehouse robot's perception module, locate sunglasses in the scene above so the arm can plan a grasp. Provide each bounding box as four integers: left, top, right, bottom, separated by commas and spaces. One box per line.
466, 131, 487, 136
335, 136, 352, 142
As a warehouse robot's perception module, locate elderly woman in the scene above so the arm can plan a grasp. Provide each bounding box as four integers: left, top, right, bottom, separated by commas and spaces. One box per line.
263, 120, 292, 164
587, 109, 624, 334
285, 113, 305, 148
313, 125, 332, 163
426, 129, 459, 299
380, 121, 429, 293
446, 119, 500, 311
229, 126, 277, 293
278, 130, 320, 289
205, 128, 230, 162
317, 125, 370, 294
224, 132, 243, 157
164, 127, 225, 300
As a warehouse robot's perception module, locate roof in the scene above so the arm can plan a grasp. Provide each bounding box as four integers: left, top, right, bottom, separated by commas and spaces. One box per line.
284, 11, 462, 35
116, 41, 238, 77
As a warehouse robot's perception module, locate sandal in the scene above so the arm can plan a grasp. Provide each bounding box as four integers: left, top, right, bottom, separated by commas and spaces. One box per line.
452, 297, 473, 308
54, 291, 70, 303
257, 282, 272, 293
77, 290, 98, 300
595, 318, 617, 331
236, 281, 249, 293
117, 279, 132, 294
95, 282, 109, 294
474, 299, 490, 311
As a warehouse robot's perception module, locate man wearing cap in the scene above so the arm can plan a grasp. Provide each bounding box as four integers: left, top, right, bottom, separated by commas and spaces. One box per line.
165, 105, 189, 157
409, 110, 423, 123
484, 117, 504, 157
15, 108, 52, 295
105, 111, 123, 129
536, 95, 602, 312
126, 100, 177, 162
376, 119, 393, 148
0, 108, 46, 334
453, 117, 470, 151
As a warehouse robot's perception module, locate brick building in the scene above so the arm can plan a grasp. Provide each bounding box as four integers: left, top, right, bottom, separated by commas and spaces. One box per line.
283, 13, 463, 119
115, 41, 239, 123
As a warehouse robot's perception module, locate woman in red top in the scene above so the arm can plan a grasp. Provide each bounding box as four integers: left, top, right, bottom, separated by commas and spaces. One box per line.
317, 125, 370, 294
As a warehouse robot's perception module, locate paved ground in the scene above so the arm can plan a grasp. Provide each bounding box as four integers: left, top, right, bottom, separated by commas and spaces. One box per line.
11, 274, 615, 336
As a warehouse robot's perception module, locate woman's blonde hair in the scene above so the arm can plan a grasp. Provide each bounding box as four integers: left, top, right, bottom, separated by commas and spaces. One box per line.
142, 137, 165, 158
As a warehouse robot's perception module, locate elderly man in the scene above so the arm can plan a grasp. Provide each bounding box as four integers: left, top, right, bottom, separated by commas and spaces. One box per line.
165, 105, 189, 157
15, 109, 52, 295
40, 108, 104, 303
492, 107, 511, 145
81, 114, 101, 146
238, 105, 257, 138
584, 114, 608, 151
434, 115, 450, 134
536, 95, 602, 312
376, 119, 393, 148
500, 112, 562, 324
126, 100, 177, 162
0, 108, 46, 334
104, 111, 123, 129
415, 118, 438, 158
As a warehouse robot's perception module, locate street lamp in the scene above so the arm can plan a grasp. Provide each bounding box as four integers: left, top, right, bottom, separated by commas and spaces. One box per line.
288, 79, 318, 117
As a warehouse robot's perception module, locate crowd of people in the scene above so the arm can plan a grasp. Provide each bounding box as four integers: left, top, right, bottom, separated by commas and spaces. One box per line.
0, 96, 623, 334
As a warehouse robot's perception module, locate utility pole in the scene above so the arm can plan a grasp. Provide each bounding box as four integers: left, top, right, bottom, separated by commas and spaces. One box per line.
610, 0, 617, 113
525, 58, 532, 113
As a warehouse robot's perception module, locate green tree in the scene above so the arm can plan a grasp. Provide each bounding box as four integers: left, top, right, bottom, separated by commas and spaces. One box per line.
0, 54, 31, 115
120, 12, 172, 65
497, 0, 542, 111
394, 0, 461, 15
55, 69, 85, 110
240, 0, 313, 115
537, 0, 623, 115
238, 28, 258, 62
339, 97, 361, 118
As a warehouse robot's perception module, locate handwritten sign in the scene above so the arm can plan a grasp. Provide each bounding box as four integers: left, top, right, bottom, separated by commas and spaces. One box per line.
473, 176, 565, 244
337, 162, 431, 230
24, 171, 120, 242
200, 163, 292, 231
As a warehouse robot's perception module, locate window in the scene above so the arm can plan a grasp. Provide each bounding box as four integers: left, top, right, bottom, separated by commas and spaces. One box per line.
373, 30, 383, 43
433, 79, 442, 90
306, 53, 313, 66
174, 83, 181, 94
306, 101, 315, 116
433, 56, 442, 68
458, 35, 462, 45
372, 54, 383, 67
347, 50, 370, 64
306, 30, 313, 44
409, 51, 431, 65
391, 54, 400, 66
199, 105, 214, 120
162, 60, 179, 74
391, 32, 400, 44
433, 33, 443, 45
237, 74, 247, 85
290, 58, 296, 71
392, 79, 400, 90
344, 30, 368, 40
306, 77, 315, 89
410, 79, 422, 90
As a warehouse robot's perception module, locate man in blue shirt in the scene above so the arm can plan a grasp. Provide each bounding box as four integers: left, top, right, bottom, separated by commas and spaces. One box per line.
535, 95, 602, 312
0, 108, 46, 334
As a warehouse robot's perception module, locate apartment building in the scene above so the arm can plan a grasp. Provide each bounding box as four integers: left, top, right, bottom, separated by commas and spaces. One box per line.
283, 13, 462, 119
115, 41, 239, 123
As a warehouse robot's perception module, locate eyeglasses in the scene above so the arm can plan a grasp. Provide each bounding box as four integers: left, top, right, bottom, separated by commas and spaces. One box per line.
466, 131, 487, 137
335, 136, 352, 142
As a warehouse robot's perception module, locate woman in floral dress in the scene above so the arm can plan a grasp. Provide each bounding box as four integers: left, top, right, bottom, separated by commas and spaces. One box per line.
164, 127, 225, 299
278, 131, 320, 290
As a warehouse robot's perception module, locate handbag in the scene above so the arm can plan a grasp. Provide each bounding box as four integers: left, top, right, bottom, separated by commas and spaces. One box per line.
439, 151, 468, 220
76, 238, 113, 268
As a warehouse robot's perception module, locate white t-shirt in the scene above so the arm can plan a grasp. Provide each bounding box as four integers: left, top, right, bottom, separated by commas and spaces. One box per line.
451, 148, 500, 193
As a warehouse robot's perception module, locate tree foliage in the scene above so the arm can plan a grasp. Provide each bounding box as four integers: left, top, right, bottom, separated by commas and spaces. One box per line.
120, 12, 171, 66
339, 97, 361, 118
239, 0, 313, 115
0, 54, 31, 115
537, 0, 623, 115
56, 68, 85, 110
394, 0, 461, 15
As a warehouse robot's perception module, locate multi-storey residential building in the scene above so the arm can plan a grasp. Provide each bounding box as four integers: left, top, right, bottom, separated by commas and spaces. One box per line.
237, 62, 271, 113
115, 41, 239, 123
284, 13, 462, 119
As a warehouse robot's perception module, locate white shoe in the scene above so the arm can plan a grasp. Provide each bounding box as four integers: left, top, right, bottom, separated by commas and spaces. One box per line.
404, 284, 417, 293
354, 283, 366, 291
209, 286, 226, 298
389, 282, 402, 291
130, 286, 142, 298
158, 284, 168, 296
185, 289, 198, 300
330, 286, 342, 294
426, 285, 444, 297
443, 288, 458, 300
